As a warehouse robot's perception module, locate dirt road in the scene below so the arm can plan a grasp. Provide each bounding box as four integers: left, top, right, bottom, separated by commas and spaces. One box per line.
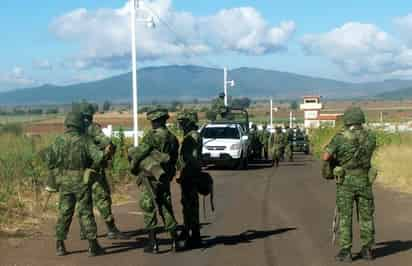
2, 154, 412, 266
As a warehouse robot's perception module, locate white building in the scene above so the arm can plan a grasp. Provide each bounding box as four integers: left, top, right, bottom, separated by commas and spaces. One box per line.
300, 96, 342, 128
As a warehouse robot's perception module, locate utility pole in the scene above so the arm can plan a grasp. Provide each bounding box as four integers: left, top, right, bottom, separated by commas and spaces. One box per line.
130, 0, 138, 147
290, 111, 293, 128
130, 0, 155, 147
223, 67, 235, 107
270, 99, 273, 129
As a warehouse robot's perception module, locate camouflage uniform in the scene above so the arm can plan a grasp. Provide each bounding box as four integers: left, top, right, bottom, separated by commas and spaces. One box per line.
284, 126, 294, 161
45, 112, 106, 256
177, 111, 203, 247
258, 124, 271, 160
324, 107, 377, 261
212, 93, 229, 120
78, 102, 126, 240
271, 127, 285, 167
128, 108, 180, 253
249, 124, 262, 160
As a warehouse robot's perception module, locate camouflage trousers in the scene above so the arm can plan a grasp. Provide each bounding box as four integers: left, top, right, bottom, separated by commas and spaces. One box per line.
262, 144, 269, 160
180, 182, 200, 231
336, 183, 375, 250
139, 180, 177, 233
285, 144, 293, 161
56, 185, 97, 241
80, 171, 114, 238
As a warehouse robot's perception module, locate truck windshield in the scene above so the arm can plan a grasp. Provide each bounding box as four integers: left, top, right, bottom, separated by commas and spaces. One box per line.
202, 127, 240, 139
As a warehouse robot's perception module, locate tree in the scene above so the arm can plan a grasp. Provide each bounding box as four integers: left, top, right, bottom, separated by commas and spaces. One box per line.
103, 100, 111, 112
290, 100, 299, 111
206, 110, 217, 121
232, 97, 251, 109
170, 100, 182, 112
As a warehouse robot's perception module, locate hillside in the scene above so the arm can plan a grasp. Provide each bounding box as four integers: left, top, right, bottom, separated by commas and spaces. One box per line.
1, 65, 412, 105
376, 87, 412, 100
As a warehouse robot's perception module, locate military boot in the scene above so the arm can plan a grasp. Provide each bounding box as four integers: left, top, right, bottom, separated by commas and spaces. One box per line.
144, 230, 159, 254
170, 230, 184, 252
88, 239, 105, 257
360, 246, 374, 260
335, 248, 352, 263
56, 240, 67, 256
187, 227, 202, 249
106, 220, 129, 240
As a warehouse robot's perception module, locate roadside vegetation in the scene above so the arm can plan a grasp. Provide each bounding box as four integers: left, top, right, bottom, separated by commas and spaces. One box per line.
0, 123, 133, 235
309, 126, 412, 194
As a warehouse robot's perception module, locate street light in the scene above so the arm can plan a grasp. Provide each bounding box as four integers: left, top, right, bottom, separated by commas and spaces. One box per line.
223, 67, 235, 107
130, 0, 155, 147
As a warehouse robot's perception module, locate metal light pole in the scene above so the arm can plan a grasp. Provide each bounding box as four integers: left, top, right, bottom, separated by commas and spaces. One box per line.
270, 99, 273, 129
223, 67, 235, 107
130, 0, 155, 147
130, 0, 139, 147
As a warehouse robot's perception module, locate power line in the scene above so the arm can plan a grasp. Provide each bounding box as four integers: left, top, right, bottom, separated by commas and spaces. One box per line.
144, 4, 222, 70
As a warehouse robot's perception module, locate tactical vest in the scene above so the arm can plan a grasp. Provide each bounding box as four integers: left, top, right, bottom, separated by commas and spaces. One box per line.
337, 128, 375, 172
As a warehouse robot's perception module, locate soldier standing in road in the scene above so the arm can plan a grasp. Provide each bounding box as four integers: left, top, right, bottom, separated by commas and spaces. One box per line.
176, 110, 203, 249
284, 125, 294, 162
271, 126, 285, 167
259, 123, 271, 160
323, 107, 377, 262
249, 124, 262, 160
44, 112, 108, 257
128, 108, 181, 253
78, 102, 128, 240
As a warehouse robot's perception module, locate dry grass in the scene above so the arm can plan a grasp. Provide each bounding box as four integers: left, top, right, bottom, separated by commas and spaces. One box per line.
374, 144, 412, 193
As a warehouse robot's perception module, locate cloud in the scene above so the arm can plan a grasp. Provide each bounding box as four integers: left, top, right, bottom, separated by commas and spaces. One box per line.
301, 22, 412, 78
394, 13, 412, 46
33, 59, 53, 70
0, 67, 36, 91
50, 0, 295, 70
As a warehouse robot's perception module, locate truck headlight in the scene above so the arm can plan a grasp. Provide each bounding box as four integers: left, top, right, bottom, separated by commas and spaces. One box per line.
230, 143, 241, 150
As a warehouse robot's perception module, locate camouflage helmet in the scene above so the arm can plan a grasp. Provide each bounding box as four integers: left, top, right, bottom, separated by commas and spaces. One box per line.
79, 102, 96, 118
343, 106, 365, 126
64, 112, 85, 131
177, 110, 198, 123
147, 108, 170, 121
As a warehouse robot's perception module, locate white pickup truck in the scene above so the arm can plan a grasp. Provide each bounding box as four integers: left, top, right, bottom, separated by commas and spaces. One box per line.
200, 122, 249, 169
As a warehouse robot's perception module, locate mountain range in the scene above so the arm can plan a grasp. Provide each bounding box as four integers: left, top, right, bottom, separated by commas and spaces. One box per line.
1, 65, 412, 105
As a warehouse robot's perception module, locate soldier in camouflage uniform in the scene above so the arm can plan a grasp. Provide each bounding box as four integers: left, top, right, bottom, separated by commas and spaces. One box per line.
249, 124, 263, 160
323, 107, 377, 262
128, 108, 180, 253
271, 126, 285, 167
44, 112, 107, 257
258, 123, 271, 160
212, 93, 229, 120
284, 125, 294, 162
78, 102, 127, 240
176, 110, 203, 249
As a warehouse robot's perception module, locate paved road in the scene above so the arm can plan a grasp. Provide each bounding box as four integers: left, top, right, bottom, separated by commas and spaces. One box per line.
2, 154, 412, 266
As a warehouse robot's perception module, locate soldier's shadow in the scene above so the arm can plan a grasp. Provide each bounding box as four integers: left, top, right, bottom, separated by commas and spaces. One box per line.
362, 240, 412, 259
201, 227, 296, 249
118, 223, 211, 239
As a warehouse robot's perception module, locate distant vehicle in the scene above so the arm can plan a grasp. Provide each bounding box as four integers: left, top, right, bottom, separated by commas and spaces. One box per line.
200, 122, 249, 169
292, 130, 310, 154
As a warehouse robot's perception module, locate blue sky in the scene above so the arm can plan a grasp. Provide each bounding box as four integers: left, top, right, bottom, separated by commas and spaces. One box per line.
2, 0, 412, 91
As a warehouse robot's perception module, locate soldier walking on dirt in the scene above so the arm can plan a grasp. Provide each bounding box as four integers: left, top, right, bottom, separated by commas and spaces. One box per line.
259, 123, 271, 160
77, 102, 128, 240
176, 110, 203, 249
323, 107, 377, 262
284, 125, 294, 162
128, 108, 181, 253
44, 111, 109, 257
271, 126, 285, 167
